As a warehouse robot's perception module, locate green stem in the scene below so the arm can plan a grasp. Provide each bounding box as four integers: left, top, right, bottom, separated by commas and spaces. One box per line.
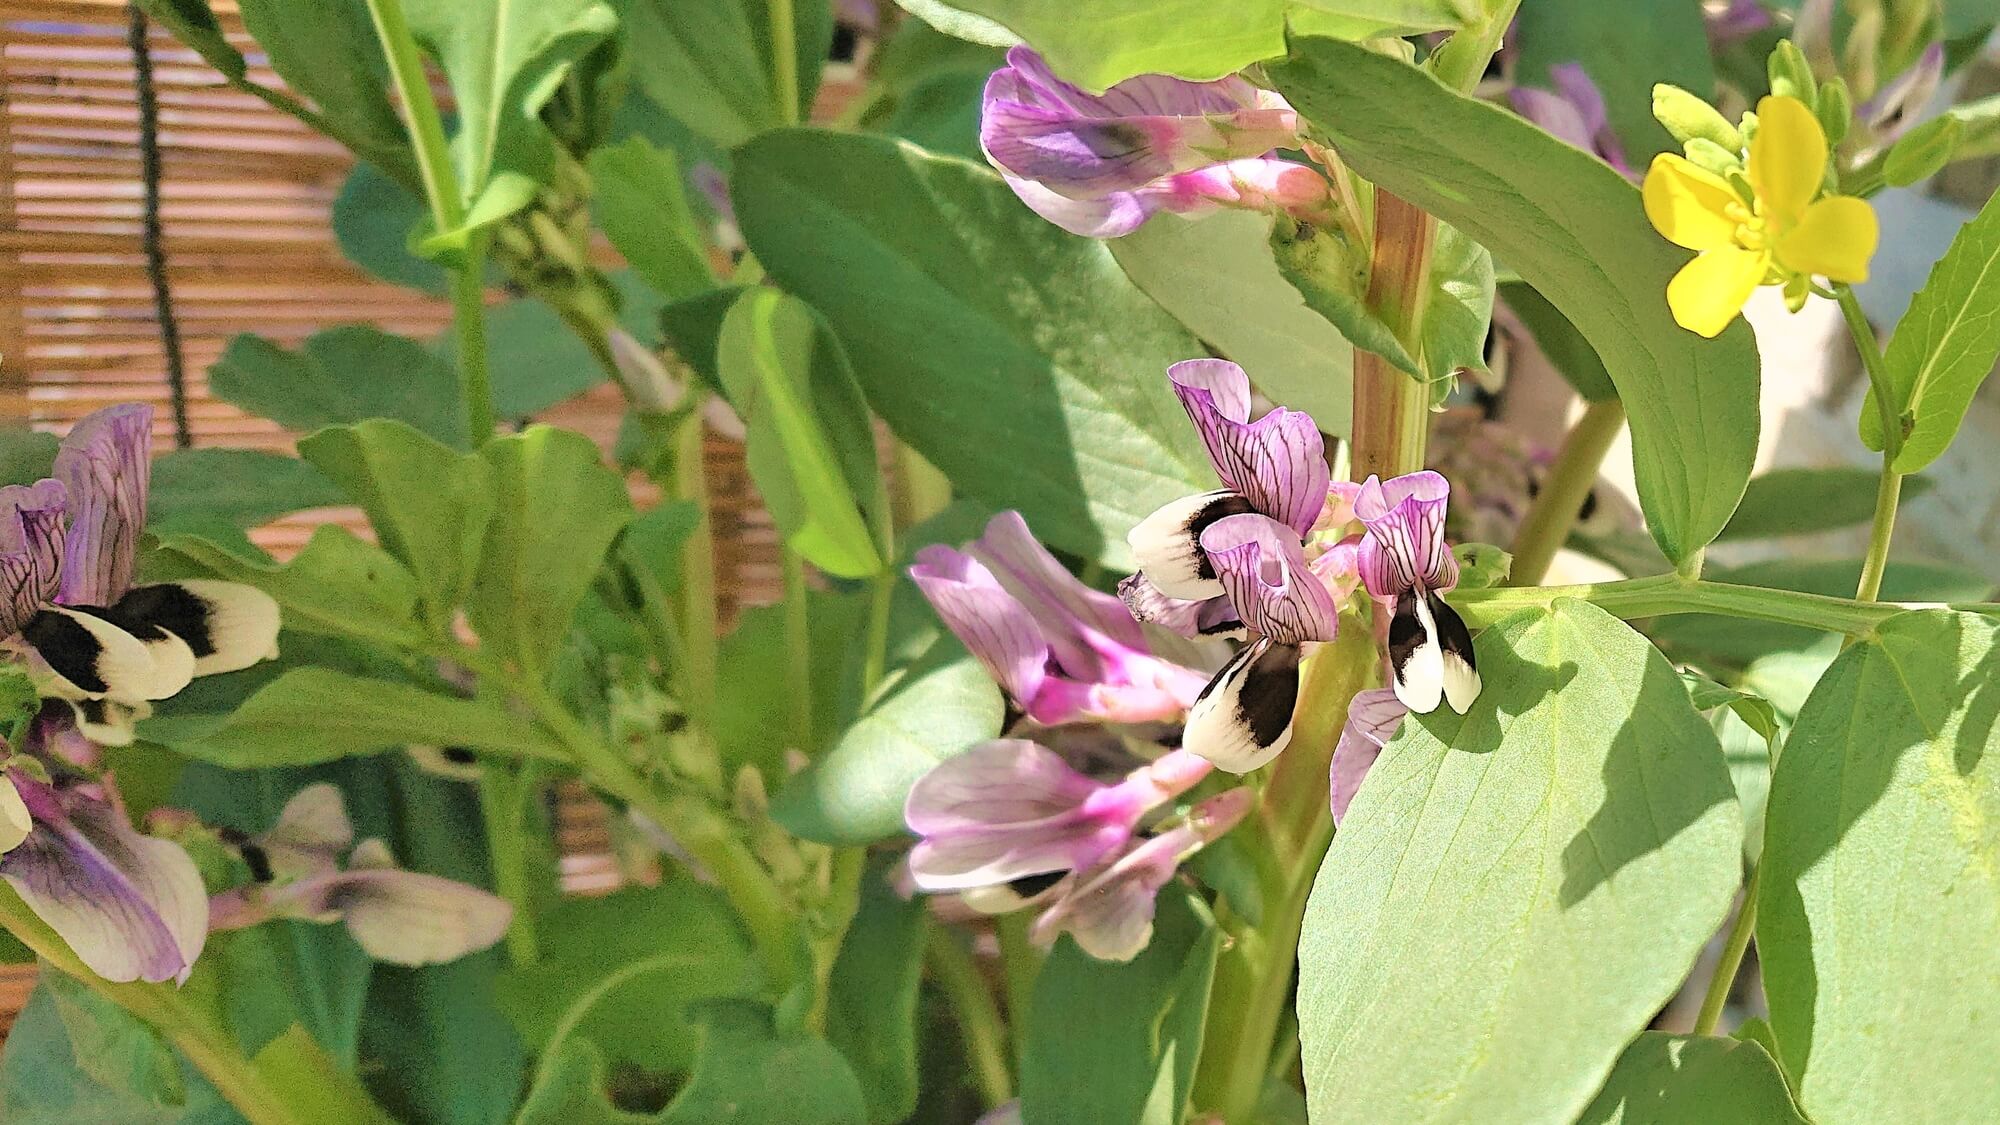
926, 929, 1013, 1109
675, 410, 721, 731
1508, 400, 1625, 586
1693, 864, 1762, 1036
1348, 189, 1437, 482
1427, 0, 1525, 93
859, 570, 896, 699
1856, 459, 1905, 604
768, 0, 800, 126
1834, 284, 1906, 605
478, 765, 540, 965
995, 911, 1041, 1065
782, 549, 813, 750
1448, 572, 1908, 635
452, 232, 496, 445
806, 847, 866, 1034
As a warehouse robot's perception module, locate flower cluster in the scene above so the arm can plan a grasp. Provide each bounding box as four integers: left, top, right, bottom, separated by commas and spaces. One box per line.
979, 47, 1333, 238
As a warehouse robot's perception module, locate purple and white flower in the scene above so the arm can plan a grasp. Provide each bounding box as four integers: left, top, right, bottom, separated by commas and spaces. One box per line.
1858, 42, 1945, 149
1509, 63, 1634, 179
911, 511, 1208, 726
0, 710, 206, 984
0, 404, 281, 745
1355, 471, 1481, 715
1123, 359, 1336, 772
981, 47, 1332, 238
209, 784, 512, 967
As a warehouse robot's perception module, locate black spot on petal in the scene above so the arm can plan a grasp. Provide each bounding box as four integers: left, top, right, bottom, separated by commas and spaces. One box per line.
23, 610, 108, 695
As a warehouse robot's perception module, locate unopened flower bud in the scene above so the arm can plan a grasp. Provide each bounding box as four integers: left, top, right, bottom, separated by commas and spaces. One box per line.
1654, 84, 1743, 153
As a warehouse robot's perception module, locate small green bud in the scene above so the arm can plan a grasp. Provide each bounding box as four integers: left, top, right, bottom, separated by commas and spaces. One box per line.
1654, 84, 1743, 152
1452, 544, 1511, 591
1684, 137, 1742, 177
1816, 76, 1853, 145
1884, 114, 1963, 186
1768, 40, 1820, 110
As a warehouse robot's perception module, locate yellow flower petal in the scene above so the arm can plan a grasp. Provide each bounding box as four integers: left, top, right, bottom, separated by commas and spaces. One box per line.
1774, 195, 1879, 283
1748, 95, 1827, 225
1643, 154, 1741, 252
1666, 246, 1768, 338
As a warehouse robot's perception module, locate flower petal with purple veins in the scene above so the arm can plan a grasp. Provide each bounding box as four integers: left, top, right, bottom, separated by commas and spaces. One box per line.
999, 172, 1157, 238
1331, 688, 1405, 823
53, 404, 152, 607
0, 774, 205, 984
967, 511, 1146, 664
909, 545, 1051, 710
1199, 513, 1336, 645
1116, 573, 1243, 640
907, 740, 1134, 890
0, 479, 66, 639
1354, 471, 1459, 597
1169, 360, 1329, 537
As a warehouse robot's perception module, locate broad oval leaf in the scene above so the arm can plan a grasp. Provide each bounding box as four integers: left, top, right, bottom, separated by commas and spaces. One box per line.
146, 449, 346, 537
211, 329, 466, 448
624, 0, 832, 149
1860, 188, 2000, 472
733, 129, 1213, 566
1716, 466, 1934, 542
588, 138, 716, 303
1759, 609, 2000, 1123
1298, 599, 1741, 1123
154, 526, 430, 653
1577, 1033, 1806, 1125
717, 289, 885, 579
1270, 39, 1761, 566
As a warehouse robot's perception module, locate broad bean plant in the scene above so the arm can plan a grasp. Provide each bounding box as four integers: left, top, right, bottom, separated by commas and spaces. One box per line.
3, 0, 1999, 1122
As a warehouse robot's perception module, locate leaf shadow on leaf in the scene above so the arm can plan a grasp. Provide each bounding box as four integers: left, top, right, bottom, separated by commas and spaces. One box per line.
1557, 639, 1743, 909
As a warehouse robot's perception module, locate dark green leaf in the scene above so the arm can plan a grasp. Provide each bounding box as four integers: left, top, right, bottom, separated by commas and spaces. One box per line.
733, 129, 1212, 565
1298, 600, 1742, 1121
624, 0, 831, 148
333, 162, 450, 294
155, 526, 430, 652
0, 429, 58, 488
1716, 467, 1934, 541
659, 286, 748, 396
660, 1001, 867, 1125
1576, 1033, 1805, 1124
1270, 39, 1761, 566
1020, 885, 1221, 1125
827, 857, 929, 1124
1513, 0, 1715, 159
236, 0, 410, 172
211, 328, 466, 448
1759, 609, 2000, 1123
1501, 279, 1618, 402
590, 138, 716, 302
146, 449, 346, 537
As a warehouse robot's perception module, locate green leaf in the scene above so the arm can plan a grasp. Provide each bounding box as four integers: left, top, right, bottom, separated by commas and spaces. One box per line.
235, 0, 410, 172
1577, 1033, 1806, 1125
136, 0, 245, 80
1679, 668, 1780, 749
146, 449, 346, 537
467, 425, 633, 680
1297, 600, 1742, 1122
624, 0, 832, 148
46, 974, 185, 1110
1270, 39, 1761, 566
589, 137, 716, 302
211, 328, 466, 448
1860, 188, 2000, 472
1512, 0, 1715, 159
1019, 885, 1221, 1125
155, 526, 431, 651
891, 0, 1019, 47
0, 429, 58, 487
1759, 609, 2000, 1123
1882, 114, 1962, 187
1716, 467, 1933, 541
826, 856, 929, 1124
661, 1001, 868, 1125
437, 273, 664, 419
770, 634, 1005, 845
138, 667, 566, 767
498, 880, 761, 1075
333, 161, 450, 294
1287, 0, 1470, 39
402, 0, 618, 214
733, 129, 1212, 565
1111, 210, 1353, 434
0, 980, 220, 1124
718, 288, 884, 579
1423, 221, 1497, 390
619, 500, 701, 597
712, 594, 872, 778
298, 420, 495, 637
248, 1025, 395, 1125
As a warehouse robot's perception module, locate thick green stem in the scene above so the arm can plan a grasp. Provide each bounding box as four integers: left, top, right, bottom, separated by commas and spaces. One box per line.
1508, 399, 1625, 586
768, 0, 800, 126
859, 570, 896, 698
1856, 459, 1905, 604
1694, 864, 1762, 1036
1426, 0, 1525, 93
927, 929, 1013, 1109
675, 411, 721, 731
782, 549, 813, 750
451, 232, 497, 445
478, 766, 540, 965
1349, 189, 1437, 482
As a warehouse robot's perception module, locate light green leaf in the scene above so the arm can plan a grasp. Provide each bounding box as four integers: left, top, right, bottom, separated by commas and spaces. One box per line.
618, 500, 701, 598
1716, 467, 1933, 541
1501, 280, 1618, 402
1019, 885, 1221, 1125
1679, 668, 1780, 749
1513, 0, 1714, 159
1270, 39, 1761, 566
1860, 188, 2000, 472
402, 0, 618, 211
826, 856, 928, 1124
1759, 609, 2000, 1124
139, 667, 566, 767
44, 974, 185, 1111
155, 526, 430, 652
211, 328, 466, 448
247, 1025, 395, 1125
297, 420, 495, 637
1287, 0, 1471, 39
590, 138, 715, 302
624, 0, 832, 148
1111, 210, 1353, 434
891, 0, 1020, 46
950, 0, 1285, 91
770, 635, 1005, 845
1423, 221, 1497, 390
467, 426, 634, 680
717, 288, 884, 579
516, 1040, 647, 1125
660, 1001, 867, 1125
1298, 600, 1742, 1123
145, 449, 346, 537
1577, 1033, 1806, 1125
732, 130, 1212, 565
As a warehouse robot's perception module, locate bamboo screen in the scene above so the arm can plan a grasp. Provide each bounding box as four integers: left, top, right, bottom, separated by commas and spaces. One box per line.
0, 0, 867, 1037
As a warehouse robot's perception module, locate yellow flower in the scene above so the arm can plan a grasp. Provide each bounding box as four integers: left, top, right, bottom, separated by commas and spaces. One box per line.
1643, 95, 1879, 337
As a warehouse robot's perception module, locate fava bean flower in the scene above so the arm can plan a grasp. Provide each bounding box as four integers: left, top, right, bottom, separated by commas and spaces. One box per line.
1355, 471, 1482, 715
1510, 63, 1633, 179
1330, 687, 1405, 823
980, 47, 1332, 238
209, 784, 512, 967
1644, 95, 1879, 337
911, 512, 1208, 726
0, 404, 281, 743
